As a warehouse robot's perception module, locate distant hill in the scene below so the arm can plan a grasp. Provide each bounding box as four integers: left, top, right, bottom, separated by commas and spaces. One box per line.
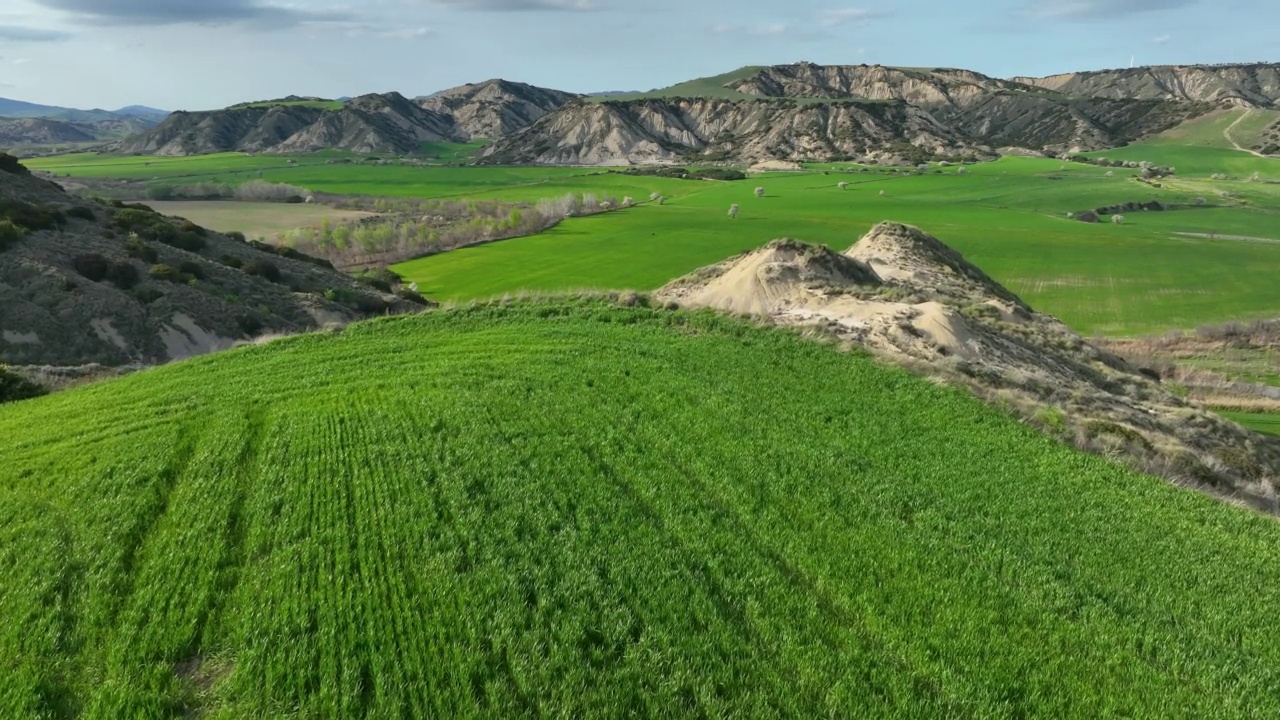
0, 97, 168, 148
0, 154, 420, 366
112, 105, 171, 122
417, 79, 579, 141
113, 81, 579, 156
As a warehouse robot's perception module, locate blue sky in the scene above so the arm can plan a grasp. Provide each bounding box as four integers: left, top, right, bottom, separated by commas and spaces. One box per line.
0, 0, 1274, 110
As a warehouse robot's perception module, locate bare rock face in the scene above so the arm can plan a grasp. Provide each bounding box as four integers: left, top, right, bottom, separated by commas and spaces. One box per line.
111, 81, 576, 156
484, 98, 964, 165
483, 62, 1224, 166
656, 222, 1280, 513
418, 79, 579, 141
0, 155, 419, 367
728, 64, 1026, 109
1013, 63, 1280, 108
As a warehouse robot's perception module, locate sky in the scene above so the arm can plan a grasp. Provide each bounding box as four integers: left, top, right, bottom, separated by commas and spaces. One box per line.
0, 0, 1274, 111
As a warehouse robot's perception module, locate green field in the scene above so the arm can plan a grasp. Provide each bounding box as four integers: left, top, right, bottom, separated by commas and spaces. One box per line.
5, 299, 1280, 717
28, 147, 1280, 336
141, 201, 374, 240
1222, 411, 1280, 436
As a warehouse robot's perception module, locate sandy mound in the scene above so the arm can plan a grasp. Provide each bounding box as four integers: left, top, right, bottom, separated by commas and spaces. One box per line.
655, 222, 1280, 512
662, 239, 880, 316
748, 160, 805, 172
846, 222, 1027, 307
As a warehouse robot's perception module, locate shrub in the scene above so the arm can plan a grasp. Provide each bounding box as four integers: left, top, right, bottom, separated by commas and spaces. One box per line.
149, 264, 179, 282
226, 231, 247, 243
133, 287, 163, 304
395, 287, 429, 305
177, 260, 205, 280
0, 367, 46, 404
238, 314, 264, 337
0, 200, 66, 231
165, 232, 206, 253
355, 268, 402, 293
125, 237, 159, 263
0, 153, 29, 176
180, 221, 207, 236
107, 261, 140, 290
146, 184, 176, 201
220, 254, 243, 269
72, 253, 111, 282
66, 206, 96, 221
690, 168, 747, 181
0, 219, 24, 250
242, 260, 282, 283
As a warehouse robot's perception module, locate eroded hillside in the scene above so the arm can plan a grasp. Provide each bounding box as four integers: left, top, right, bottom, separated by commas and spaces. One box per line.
0, 155, 420, 367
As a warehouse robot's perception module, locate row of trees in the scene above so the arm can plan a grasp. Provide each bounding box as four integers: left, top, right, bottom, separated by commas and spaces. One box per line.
281, 192, 624, 268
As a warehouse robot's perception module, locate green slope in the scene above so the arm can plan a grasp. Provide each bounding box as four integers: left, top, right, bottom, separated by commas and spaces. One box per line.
4, 299, 1280, 717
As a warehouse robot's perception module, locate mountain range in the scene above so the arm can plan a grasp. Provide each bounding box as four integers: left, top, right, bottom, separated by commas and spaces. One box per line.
104, 62, 1280, 164
0, 97, 170, 150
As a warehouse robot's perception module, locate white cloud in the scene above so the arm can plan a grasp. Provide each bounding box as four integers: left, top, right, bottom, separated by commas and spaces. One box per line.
1023, 0, 1195, 21
819, 8, 890, 28
1153, 33, 1172, 43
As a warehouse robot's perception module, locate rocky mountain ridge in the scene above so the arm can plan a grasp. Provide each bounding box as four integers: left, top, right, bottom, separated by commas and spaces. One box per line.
114, 80, 580, 156
107, 61, 1275, 163
1013, 63, 1280, 108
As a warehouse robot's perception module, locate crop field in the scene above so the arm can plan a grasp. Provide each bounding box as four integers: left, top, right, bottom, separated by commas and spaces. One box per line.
28, 150, 1280, 336
141, 201, 374, 240
1221, 411, 1280, 436
4, 299, 1280, 717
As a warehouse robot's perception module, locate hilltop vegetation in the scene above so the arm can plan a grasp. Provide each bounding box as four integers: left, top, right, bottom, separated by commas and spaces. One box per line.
4, 299, 1280, 717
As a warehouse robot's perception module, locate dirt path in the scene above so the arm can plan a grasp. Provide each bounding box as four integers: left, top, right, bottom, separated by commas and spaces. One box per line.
1223, 109, 1271, 158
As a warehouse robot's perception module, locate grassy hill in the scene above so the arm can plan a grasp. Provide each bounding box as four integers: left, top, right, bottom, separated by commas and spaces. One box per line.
581, 66, 765, 102
4, 298, 1280, 717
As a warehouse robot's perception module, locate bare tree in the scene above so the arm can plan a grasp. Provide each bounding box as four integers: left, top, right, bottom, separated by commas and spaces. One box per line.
754, 187, 765, 198
838, 181, 849, 190
622, 196, 634, 208
879, 190, 886, 197
728, 204, 740, 219
956, 167, 967, 175
600, 201, 613, 211
1105, 170, 1115, 177
649, 192, 661, 201
1194, 197, 1207, 206
1112, 214, 1125, 225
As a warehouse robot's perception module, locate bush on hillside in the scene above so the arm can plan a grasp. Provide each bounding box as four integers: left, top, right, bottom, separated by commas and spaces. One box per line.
355, 268, 403, 293
0, 368, 46, 404
66, 206, 96, 222
107, 260, 140, 290
0, 153, 29, 176
72, 253, 111, 281
242, 260, 282, 283
0, 219, 24, 250
125, 236, 159, 263
220, 254, 243, 269
177, 260, 205, 280
0, 200, 66, 232
164, 232, 206, 253
226, 231, 247, 243
149, 264, 178, 282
